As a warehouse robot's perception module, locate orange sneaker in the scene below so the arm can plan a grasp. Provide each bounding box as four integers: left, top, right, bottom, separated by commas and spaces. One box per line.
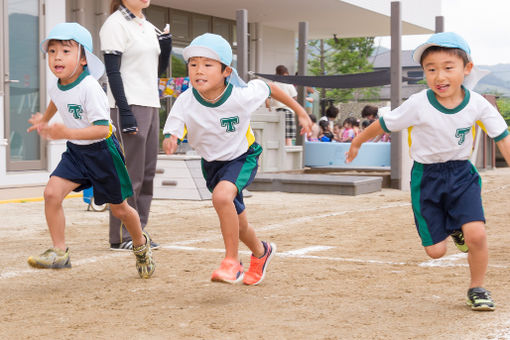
211, 258, 244, 284
243, 241, 276, 286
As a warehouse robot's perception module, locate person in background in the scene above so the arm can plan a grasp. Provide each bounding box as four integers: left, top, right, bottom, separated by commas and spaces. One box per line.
319, 104, 339, 131
308, 114, 320, 142
361, 104, 379, 123
333, 122, 343, 142
318, 120, 334, 142
267, 65, 298, 146
100, 0, 172, 251
305, 87, 316, 115
340, 117, 355, 142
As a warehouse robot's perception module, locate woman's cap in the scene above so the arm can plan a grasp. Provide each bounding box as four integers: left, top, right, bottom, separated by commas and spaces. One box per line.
413, 31, 489, 89
40, 22, 105, 80
183, 33, 247, 87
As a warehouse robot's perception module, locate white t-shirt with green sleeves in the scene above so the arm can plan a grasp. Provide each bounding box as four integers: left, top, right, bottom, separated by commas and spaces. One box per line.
163, 80, 271, 162
380, 88, 508, 164
49, 70, 112, 145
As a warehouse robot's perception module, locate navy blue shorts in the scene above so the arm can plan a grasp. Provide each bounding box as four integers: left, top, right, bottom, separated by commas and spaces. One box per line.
51, 136, 133, 205
410, 160, 485, 246
202, 143, 263, 214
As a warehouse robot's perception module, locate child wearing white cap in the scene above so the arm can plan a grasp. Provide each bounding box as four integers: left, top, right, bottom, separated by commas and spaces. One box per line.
346, 32, 510, 311
163, 33, 312, 285
26, 23, 155, 279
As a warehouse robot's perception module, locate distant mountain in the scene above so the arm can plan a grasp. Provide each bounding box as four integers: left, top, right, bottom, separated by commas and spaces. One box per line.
475, 64, 510, 96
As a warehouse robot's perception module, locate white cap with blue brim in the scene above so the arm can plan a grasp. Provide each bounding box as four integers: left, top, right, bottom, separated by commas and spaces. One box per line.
413, 32, 489, 90
40, 22, 105, 80
183, 33, 247, 87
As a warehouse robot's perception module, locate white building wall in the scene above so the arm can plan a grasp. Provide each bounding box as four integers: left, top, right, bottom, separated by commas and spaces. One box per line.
259, 26, 296, 75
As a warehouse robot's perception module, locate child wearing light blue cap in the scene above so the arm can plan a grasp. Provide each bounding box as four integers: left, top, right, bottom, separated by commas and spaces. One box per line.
26, 23, 155, 278
163, 33, 312, 285
347, 31, 510, 311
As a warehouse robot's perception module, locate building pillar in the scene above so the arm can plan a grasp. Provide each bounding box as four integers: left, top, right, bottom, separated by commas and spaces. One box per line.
236, 9, 248, 82
435, 16, 444, 33
390, 1, 403, 189
296, 21, 308, 146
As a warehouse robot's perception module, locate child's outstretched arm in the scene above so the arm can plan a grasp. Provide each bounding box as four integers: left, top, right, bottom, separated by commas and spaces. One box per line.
345, 119, 385, 163
27, 100, 57, 133
267, 83, 313, 137
38, 123, 109, 141
495, 134, 510, 165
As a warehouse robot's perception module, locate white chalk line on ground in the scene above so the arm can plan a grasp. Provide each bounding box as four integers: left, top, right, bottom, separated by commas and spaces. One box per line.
2, 199, 509, 280
4, 243, 509, 281
3, 203, 407, 280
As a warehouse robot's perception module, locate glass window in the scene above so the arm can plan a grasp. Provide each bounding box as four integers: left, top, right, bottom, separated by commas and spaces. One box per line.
145, 5, 168, 32
170, 11, 190, 41
407, 70, 424, 85
192, 14, 210, 37
212, 18, 231, 42
7, 0, 42, 165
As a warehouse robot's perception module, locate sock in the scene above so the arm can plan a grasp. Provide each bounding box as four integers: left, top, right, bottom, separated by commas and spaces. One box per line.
257, 241, 267, 259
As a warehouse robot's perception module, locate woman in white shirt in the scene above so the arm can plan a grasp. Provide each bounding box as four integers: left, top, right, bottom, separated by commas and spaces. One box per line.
100, 0, 171, 250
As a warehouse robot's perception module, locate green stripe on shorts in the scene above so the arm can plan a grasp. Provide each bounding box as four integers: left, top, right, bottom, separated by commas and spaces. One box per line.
235, 143, 262, 193
410, 162, 433, 246
105, 137, 133, 201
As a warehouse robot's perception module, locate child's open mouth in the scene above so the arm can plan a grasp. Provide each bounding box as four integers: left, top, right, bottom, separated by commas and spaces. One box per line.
436, 84, 449, 92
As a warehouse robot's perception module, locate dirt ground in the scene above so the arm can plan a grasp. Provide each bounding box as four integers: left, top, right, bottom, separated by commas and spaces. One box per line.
1, 168, 510, 339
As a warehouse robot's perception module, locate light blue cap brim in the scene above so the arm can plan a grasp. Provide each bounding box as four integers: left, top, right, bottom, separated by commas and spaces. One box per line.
413, 32, 488, 89
183, 33, 248, 88
41, 23, 105, 80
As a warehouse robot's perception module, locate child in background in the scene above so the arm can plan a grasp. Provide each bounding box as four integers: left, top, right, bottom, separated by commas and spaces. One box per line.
162, 33, 312, 285
318, 120, 334, 142
340, 118, 355, 142
352, 117, 361, 137
308, 114, 320, 141
333, 122, 343, 142
346, 32, 510, 311
26, 23, 154, 279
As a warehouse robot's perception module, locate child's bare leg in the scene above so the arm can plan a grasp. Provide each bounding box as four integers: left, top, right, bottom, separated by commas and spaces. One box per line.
109, 201, 145, 247
44, 176, 79, 251
463, 221, 488, 288
239, 211, 265, 258
212, 181, 240, 261
424, 239, 448, 259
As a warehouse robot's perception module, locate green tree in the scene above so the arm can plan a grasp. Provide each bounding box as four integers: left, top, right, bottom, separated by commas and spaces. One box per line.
308, 37, 378, 103
497, 97, 510, 126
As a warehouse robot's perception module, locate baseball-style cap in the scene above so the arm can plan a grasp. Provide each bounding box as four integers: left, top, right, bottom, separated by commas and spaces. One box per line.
40, 22, 105, 80
413, 32, 488, 89
183, 33, 247, 87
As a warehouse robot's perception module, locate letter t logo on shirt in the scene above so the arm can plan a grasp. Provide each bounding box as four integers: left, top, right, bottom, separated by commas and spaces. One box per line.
220, 116, 239, 132
67, 104, 83, 119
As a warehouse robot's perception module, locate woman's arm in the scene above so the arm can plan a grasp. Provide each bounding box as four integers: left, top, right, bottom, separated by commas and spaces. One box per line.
103, 53, 137, 133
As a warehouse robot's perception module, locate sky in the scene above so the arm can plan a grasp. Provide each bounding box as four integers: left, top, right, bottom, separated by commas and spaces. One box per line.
375, 0, 510, 66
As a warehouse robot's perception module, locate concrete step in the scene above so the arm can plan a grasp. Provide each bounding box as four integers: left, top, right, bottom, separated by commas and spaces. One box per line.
248, 173, 382, 196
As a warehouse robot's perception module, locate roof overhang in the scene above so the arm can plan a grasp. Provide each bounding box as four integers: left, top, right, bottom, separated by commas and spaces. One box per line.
151, 0, 441, 39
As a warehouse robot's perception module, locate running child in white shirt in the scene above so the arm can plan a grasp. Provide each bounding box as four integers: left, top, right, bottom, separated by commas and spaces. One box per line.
346, 32, 510, 311
163, 33, 312, 285
26, 23, 154, 278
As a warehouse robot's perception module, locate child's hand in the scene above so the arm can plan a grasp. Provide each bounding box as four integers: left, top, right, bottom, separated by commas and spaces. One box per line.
345, 142, 360, 163
38, 122, 69, 140
27, 112, 44, 133
298, 113, 313, 138
162, 135, 178, 155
